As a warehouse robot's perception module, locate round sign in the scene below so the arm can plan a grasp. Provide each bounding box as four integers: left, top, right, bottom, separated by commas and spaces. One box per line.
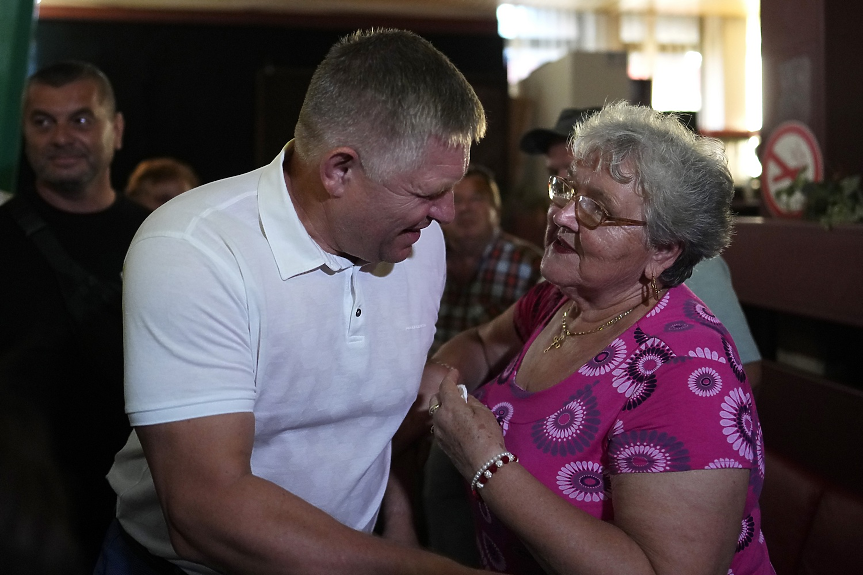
761, 121, 823, 218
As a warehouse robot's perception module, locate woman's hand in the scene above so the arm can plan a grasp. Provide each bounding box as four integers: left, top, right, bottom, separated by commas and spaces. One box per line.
429, 370, 507, 481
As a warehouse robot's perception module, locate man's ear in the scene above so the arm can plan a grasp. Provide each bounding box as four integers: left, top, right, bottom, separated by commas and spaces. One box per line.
648, 241, 683, 280
319, 147, 360, 199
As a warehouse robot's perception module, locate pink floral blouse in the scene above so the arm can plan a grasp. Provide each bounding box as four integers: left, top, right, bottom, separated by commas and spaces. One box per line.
470, 282, 774, 574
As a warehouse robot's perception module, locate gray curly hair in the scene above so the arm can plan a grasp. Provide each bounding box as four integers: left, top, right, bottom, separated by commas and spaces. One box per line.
570, 101, 734, 287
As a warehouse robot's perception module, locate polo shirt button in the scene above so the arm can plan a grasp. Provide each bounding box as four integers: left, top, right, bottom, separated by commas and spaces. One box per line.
356, 308, 362, 317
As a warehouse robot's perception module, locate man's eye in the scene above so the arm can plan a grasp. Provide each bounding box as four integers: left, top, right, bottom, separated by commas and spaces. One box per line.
429, 188, 451, 202
73, 116, 92, 126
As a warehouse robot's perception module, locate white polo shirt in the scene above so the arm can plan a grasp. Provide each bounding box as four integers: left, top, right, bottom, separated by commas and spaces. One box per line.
108, 145, 445, 573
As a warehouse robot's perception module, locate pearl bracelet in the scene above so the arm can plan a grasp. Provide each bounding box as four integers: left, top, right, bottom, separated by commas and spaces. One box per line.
428, 358, 455, 372
470, 451, 517, 499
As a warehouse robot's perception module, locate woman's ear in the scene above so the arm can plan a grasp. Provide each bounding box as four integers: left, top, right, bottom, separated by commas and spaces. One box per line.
648, 242, 683, 281
319, 147, 360, 199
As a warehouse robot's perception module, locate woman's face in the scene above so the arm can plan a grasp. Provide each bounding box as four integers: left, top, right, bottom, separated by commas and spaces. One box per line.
541, 160, 656, 303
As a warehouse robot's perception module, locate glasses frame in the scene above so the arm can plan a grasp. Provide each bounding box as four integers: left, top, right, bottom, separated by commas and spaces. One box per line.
548, 175, 647, 229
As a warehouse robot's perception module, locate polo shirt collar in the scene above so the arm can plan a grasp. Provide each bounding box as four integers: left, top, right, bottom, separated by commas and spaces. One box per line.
258, 141, 355, 280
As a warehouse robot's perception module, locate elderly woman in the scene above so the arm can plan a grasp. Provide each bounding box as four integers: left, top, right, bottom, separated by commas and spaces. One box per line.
426, 102, 772, 574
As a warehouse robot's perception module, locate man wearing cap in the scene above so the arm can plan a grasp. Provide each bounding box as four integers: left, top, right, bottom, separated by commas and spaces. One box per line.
519, 106, 762, 387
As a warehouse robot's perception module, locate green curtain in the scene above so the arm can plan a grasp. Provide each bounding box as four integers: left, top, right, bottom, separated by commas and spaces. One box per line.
0, 0, 37, 193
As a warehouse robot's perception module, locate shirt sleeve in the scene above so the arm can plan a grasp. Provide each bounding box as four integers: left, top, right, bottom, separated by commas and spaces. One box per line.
607, 351, 760, 475
123, 233, 256, 426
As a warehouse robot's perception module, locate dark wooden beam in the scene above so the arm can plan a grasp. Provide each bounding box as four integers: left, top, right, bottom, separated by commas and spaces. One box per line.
37, 5, 499, 35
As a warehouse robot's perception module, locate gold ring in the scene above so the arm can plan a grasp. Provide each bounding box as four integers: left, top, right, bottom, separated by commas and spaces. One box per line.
428, 403, 441, 416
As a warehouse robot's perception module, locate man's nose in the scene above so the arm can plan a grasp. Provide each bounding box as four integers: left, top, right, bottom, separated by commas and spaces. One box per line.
431, 190, 456, 225
49, 122, 75, 145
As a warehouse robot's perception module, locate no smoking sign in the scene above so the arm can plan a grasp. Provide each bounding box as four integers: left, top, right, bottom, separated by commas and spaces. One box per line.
761, 121, 823, 218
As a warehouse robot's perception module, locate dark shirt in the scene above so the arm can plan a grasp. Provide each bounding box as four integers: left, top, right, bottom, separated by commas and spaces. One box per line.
0, 186, 149, 568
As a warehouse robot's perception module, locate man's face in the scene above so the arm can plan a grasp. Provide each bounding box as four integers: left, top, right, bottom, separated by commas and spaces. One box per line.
22, 79, 123, 192
442, 173, 498, 245
545, 140, 572, 178
340, 139, 467, 264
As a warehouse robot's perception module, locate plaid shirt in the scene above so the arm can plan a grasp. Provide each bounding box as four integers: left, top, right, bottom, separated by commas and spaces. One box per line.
432, 231, 543, 353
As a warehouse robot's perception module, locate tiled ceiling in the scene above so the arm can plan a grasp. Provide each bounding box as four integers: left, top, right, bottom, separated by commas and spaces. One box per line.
38, 0, 759, 19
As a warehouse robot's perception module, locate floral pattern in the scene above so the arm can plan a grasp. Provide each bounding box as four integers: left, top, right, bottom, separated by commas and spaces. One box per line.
720, 388, 755, 460
684, 298, 724, 330
706, 458, 743, 469
611, 337, 673, 410
579, 339, 627, 377
491, 402, 515, 435
557, 461, 609, 502
645, 291, 670, 317
608, 429, 690, 473
737, 515, 755, 551
664, 320, 693, 333
532, 385, 600, 456
723, 337, 747, 382
689, 347, 727, 363
688, 366, 723, 397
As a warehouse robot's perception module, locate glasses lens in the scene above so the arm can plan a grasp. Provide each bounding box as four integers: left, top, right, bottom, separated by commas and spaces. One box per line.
548, 176, 571, 207
576, 196, 605, 228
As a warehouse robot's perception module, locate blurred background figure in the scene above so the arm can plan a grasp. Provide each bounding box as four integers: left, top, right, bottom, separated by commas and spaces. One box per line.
433, 164, 543, 354
0, 60, 149, 569
0, 393, 82, 575
423, 165, 542, 566
124, 156, 200, 211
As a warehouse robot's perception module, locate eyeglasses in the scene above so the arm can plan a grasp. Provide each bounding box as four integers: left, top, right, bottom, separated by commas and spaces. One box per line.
548, 175, 647, 229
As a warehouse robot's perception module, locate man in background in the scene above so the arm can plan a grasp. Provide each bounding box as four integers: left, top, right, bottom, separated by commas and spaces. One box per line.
422, 165, 543, 565
0, 61, 149, 568
96, 29, 489, 575
521, 107, 762, 386
432, 164, 543, 354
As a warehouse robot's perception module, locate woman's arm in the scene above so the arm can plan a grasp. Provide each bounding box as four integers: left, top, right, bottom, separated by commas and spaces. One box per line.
432, 303, 524, 391
431, 376, 749, 575
482, 461, 747, 575
396, 304, 525, 452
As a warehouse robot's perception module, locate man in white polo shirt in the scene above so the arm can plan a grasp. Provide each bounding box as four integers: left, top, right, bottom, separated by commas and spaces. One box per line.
96, 29, 487, 575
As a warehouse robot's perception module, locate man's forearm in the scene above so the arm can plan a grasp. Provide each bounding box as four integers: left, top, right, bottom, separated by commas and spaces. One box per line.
166, 471, 478, 575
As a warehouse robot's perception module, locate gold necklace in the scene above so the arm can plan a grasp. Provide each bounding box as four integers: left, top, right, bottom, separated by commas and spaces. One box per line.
543, 301, 640, 353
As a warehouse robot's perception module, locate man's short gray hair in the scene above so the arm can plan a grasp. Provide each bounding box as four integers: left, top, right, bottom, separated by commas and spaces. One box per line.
570, 101, 734, 287
294, 28, 487, 182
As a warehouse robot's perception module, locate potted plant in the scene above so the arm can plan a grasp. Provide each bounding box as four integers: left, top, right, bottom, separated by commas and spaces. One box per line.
776, 171, 863, 228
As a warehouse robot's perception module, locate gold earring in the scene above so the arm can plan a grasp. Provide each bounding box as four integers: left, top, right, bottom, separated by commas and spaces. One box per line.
651, 275, 660, 301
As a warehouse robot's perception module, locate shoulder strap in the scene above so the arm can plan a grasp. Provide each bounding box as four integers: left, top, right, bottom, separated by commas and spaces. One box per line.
5, 196, 121, 325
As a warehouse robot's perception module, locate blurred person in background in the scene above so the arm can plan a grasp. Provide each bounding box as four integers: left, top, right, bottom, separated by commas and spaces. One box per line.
124, 156, 200, 211
433, 164, 543, 354
423, 165, 542, 566
0, 60, 148, 569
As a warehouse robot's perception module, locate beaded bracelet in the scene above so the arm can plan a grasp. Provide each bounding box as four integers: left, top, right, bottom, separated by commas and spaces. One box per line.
428, 358, 456, 372
470, 451, 518, 500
